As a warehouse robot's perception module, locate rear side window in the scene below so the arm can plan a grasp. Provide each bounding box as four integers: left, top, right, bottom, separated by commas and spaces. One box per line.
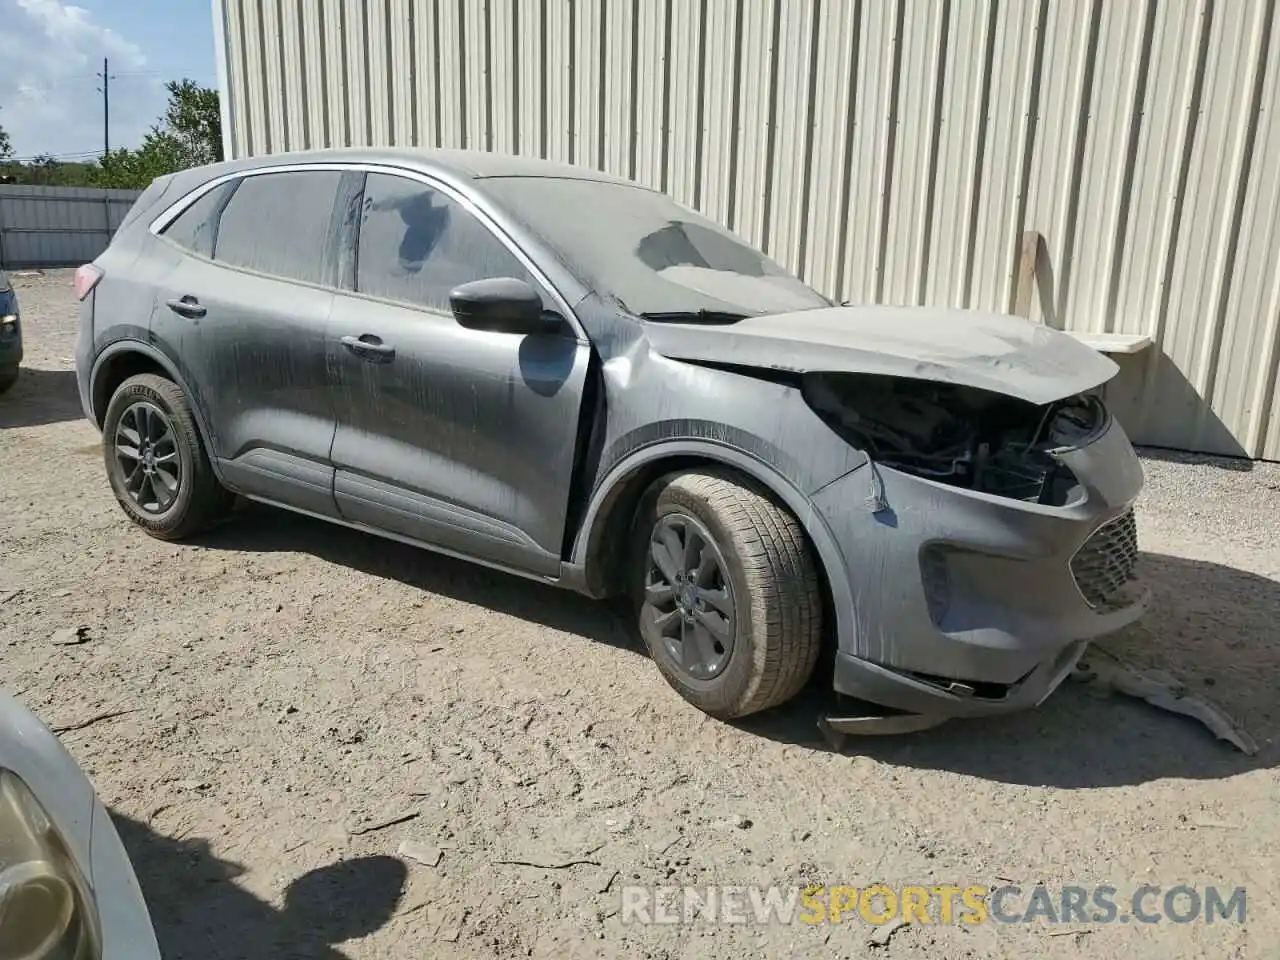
214, 171, 345, 286
163, 181, 237, 257
355, 173, 536, 312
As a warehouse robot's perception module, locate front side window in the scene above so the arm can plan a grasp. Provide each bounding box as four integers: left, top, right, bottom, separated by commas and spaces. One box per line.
355, 173, 537, 312
213, 171, 345, 286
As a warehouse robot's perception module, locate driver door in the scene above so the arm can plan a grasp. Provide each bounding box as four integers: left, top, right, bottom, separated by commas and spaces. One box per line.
326, 171, 590, 576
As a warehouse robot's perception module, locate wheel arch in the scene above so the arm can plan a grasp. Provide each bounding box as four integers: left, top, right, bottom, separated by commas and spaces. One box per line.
90, 341, 224, 482
570, 441, 857, 655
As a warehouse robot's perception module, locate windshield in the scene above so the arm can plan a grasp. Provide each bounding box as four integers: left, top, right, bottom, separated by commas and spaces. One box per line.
480, 176, 831, 318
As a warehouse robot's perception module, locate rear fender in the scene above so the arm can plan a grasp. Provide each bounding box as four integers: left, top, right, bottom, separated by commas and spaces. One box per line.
89, 339, 226, 484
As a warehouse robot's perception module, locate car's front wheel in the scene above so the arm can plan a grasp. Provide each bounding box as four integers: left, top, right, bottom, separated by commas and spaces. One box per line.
0, 364, 17, 395
634, 469, 822, 719
102, 373, 233, 540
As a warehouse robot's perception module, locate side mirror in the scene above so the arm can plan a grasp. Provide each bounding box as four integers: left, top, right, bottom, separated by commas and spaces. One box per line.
449, 277, 560, 335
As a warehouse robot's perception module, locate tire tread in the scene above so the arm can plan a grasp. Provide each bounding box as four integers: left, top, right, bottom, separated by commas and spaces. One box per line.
104, 373, 233, 540
644, 468, 822, 718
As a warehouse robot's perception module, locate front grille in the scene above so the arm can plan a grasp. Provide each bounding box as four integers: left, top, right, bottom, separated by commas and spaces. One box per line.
1071, 509, 1139, 610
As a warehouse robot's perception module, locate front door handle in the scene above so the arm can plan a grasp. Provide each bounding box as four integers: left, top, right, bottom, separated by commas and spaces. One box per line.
341, 334, 396, 363
166, 295, 206, 319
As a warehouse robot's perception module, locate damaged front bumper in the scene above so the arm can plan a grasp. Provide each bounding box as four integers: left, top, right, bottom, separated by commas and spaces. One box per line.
812, 413, 1148, 719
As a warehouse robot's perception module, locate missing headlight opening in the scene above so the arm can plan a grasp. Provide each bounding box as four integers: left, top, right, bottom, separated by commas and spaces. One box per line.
803, 373, 1108, 507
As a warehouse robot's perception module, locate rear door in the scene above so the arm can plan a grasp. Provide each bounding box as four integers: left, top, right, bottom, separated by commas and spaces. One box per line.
150, 169, 347, 515
327, 171, 590, 576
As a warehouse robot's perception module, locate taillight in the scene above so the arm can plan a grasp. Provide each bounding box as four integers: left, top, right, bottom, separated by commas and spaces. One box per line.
73, 264, 104, 301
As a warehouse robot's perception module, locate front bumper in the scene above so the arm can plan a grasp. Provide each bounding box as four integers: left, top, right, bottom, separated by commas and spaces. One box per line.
813, 415, 1147, 718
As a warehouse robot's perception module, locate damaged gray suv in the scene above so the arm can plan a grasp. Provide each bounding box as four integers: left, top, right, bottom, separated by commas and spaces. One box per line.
73, 149, 1146, 724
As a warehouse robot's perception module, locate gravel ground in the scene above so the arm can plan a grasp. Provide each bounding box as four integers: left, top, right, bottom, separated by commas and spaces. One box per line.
2, 269, 1278, 959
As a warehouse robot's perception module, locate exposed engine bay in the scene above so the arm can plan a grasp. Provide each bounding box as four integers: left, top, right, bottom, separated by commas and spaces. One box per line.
803, 373, 1110, 506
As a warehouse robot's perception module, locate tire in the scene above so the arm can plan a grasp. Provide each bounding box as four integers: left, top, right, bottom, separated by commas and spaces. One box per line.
0, 365, 17, 395
102, 373, 233, 540
633, 468, 822, 719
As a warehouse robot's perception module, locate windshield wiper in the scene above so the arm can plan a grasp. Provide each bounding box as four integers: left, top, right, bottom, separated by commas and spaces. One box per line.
639, 309, 749, 325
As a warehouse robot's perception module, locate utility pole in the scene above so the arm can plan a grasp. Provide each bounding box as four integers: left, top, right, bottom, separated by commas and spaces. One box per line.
97, 58, 111, 157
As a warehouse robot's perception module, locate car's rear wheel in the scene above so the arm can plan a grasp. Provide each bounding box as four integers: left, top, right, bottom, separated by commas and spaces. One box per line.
102, 373, 233, 540
634, 469, 822, 719
0, 364, 17, 395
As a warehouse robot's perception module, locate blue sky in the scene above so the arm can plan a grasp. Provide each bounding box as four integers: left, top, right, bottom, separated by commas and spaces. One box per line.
0, 0, 216, 161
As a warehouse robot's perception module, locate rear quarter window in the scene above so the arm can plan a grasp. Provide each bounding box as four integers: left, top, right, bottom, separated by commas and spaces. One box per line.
162, 181, 238, 258
213, 171, 345, 286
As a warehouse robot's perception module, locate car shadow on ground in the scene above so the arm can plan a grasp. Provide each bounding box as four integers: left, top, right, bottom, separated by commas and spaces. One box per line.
113, 812, 406, 960
195, 500, 647, 656
0, 366, 83, 428
197, 505, 1275, 788
744, 550, 1279, 787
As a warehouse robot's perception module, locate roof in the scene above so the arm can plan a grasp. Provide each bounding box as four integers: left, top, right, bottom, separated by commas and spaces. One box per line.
189, 147, 639, 186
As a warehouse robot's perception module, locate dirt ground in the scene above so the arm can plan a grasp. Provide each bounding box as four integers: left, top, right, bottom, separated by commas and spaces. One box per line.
2, 269, 1278, 959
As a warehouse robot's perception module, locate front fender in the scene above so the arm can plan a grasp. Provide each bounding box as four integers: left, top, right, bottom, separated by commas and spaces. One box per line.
569, 439, 859, 658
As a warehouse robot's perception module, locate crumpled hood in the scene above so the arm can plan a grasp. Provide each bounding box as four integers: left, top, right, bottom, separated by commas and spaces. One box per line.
644, 305, 1120, 405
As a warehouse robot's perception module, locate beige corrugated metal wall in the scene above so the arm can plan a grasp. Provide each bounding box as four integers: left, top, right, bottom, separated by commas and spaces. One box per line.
214, 0, 1280, 459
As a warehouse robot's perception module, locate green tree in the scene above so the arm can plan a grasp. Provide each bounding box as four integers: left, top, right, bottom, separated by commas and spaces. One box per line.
97, 135, 189, 189
0, 110, 12, 160
95, 80, 222, 189
161, 79, 223, 166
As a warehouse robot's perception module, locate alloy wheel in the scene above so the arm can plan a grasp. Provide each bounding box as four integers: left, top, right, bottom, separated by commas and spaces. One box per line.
641, 513, 737, 681
114, 401, 182, 514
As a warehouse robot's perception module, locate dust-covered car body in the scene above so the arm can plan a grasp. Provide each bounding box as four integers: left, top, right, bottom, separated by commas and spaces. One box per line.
0, 269, 22, 393
72, 148, 1145, 722
0, 691, 161, 959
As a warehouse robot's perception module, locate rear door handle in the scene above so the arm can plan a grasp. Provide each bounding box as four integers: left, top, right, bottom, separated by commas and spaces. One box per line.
166, 295, 206, 319
340, 334, 396, 363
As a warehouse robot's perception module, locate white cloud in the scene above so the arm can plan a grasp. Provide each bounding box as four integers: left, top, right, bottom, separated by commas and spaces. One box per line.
0, 0, 164, 159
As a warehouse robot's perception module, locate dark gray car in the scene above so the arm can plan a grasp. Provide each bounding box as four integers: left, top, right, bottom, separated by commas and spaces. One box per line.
0, 269, 21, 394
72, 149, 1146, 724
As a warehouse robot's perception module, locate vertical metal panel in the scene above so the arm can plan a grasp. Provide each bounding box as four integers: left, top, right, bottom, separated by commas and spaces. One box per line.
364, 0, 391, 146
297, 1, 327, 147
730, 0, 776, 247
1239, 2, 1280, 458
259, 0, 289, 150
488, 0, 517, 155
571, 0, 604, 169
436, 0, 465, 146
461, 0, 489, 151
601, 0, 637, 177
763, 0, 816, 267
840, 1, 899, 302
387, 0, 414, 145
0, 187, 143, 269
544, 0, 574, 163
410, 0, 438, 147
922, 0, 993, 307
966, 0, 1041, 314
632, 0, 667, 189
800, 0, 858, 295
217, 0, 1280, 458
697, 0, 740, 227
517, 0, 548, 158
881, 0, 946, 305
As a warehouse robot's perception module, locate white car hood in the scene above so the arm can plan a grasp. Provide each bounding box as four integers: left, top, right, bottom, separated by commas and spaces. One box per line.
645, 305, 1120, 405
